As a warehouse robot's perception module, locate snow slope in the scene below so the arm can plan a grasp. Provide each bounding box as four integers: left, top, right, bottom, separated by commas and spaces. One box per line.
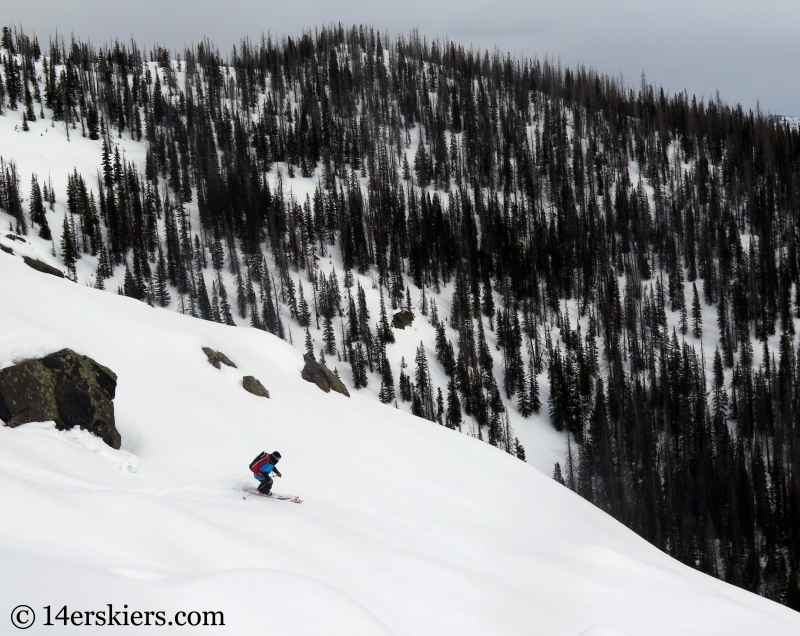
0, 91, 566, 477
1, 248, 800, 635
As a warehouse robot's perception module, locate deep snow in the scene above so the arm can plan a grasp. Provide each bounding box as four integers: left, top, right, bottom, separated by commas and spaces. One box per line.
2, 244, 800, 635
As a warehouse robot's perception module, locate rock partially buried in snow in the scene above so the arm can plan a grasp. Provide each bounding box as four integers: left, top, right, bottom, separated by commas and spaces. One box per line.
242, 375, 270, 398
0, 348, 120, 449
301, 354, 350, 397
22, 256, 65, 278
202, 347, 237, 369
392, 310, 414, 329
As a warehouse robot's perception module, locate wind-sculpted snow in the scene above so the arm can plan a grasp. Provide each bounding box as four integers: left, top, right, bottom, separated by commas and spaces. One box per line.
0, 242, 799, 634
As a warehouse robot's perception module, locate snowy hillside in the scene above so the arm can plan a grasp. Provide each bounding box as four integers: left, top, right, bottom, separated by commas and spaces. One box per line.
0, 54, 565, 475
2, 242, 800, 635
4, 22, 800, 620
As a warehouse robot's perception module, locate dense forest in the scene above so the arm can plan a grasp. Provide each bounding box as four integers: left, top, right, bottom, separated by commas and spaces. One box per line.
1, 23, 800, 610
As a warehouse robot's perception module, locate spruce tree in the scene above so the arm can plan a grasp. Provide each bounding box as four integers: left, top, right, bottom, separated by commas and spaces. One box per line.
515, 438, 526, 461
29, 175, 51, 239
446, 377, 462, 429
153, 247, 171, 307
297, 280, 311, 326
196, 272, 213, 321
60, 214, 78, 280
305, 328, 315, 360
217, 271, 235, 326
378, 291, 394, 343
691, 282, 703, 339
553, 462, 565, 485
379, 349, 395, 404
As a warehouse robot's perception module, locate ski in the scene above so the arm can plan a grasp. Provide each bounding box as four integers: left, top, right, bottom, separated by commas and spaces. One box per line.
242, 488, 303, 503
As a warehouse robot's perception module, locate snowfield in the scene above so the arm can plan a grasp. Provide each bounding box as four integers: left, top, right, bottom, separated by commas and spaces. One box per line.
1, 248, 800, 635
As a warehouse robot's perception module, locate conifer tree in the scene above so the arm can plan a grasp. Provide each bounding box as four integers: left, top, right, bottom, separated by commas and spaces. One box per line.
399, 356, 412, 402
217, 271, 235, 326
691, 282, 703, 338
378, 291, 394, 343
211, 281, 222, 323
446, 377, 462, 429
530, 361, 541, 414
60, 214, 78, 280
305, 328, 315, 360
323, 314, 337, 355
235, 272, 248, 319
297, 280, 311, 326
196, 272, 213, 321
29, 175, 50, 239
153, 247, 171, 307
350, 342, 368, 389
515, 438, 526, 461
379, 349, 396, 404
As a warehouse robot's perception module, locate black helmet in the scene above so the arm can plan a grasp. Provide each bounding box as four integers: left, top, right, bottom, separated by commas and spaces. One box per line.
272, 451, 282, 459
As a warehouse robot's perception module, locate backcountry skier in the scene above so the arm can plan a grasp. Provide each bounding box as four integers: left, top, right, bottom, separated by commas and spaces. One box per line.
250, 451, 282, 495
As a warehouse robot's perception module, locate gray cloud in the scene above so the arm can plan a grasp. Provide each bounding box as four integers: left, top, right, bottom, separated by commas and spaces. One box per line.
2, 0, 797, 114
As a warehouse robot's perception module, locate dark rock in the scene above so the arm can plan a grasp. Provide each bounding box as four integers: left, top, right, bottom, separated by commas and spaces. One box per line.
202, 347, 237, 369
217, 351, 237, 368
0, 349, 120, 449
5, 233, 25, 242
0, 244, 13, 254
242, 375, 270, 398
202, 347, 221, 369
301, 355, 350, 397
22, 256, 64, 278
392, 310, 414, 329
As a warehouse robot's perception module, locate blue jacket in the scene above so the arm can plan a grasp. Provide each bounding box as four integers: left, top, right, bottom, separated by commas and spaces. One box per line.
254, 461, 276, 481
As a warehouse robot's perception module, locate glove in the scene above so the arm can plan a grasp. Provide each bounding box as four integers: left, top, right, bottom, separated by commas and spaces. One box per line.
274, 470, 282, 478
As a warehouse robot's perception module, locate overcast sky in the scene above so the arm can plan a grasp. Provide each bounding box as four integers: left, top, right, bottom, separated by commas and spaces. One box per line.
2, 0, 797, 115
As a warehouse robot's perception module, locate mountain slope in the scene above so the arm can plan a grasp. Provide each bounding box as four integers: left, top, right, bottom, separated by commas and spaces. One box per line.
1, 249, 799, 635
3, 22, 800, 616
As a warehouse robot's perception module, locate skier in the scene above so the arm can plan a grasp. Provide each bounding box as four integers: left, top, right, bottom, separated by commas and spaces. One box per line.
252, 451, 282, 495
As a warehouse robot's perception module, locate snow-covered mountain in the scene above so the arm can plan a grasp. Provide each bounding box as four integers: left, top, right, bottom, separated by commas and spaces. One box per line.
0, 51, 565, 475
2, 236, 800, 635
3, 23, 800, 632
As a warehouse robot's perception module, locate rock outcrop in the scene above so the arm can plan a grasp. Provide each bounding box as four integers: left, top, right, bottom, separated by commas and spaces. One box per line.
202, 347, 237, 369
301, 355, 350, 397
22, 256, 64, 278
242, 375, 270, 398
392, 310, 414, 329
0, 349, 120, 448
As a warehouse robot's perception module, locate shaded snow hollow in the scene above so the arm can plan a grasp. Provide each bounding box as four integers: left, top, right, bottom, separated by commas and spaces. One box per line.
1, 250, 800, 635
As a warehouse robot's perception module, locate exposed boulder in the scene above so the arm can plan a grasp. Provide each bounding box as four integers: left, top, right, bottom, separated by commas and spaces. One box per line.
301, 355, 350, 397
0, 244, 13, 254
0, 349, 120, 449
242, 376, 270, 398
392, 310, 414, 329
22, 256, 64, 278
202, 347, 237, 369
